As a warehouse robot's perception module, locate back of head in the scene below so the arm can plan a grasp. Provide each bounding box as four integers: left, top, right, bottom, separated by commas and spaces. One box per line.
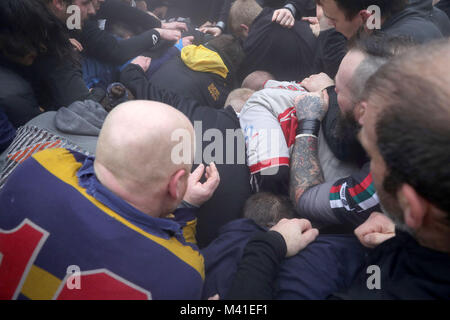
95, 100, 194, 193
0, 0, 72, 61
316, 0, 408, 20
206, 34, 245, 77
364, 39, 450, 216
229, 0, 263, 37
225, 88, 255, 113
242, 71, 275, 91
244, 192, 295, 228
348, 33, 415, 103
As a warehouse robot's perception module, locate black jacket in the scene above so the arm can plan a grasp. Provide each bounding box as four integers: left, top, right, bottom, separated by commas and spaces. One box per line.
313, 28, 347, 79
239, 7, 317, 82
264, 0, 316, 18
120, 63, 253, 248
0, 57, 41, 128
409, 0, 450, 37
149, 51, 232, 109
436, 0, 450, 19
226, 230, 450, 299
29, 54, 102, 111
380, 5, 443, 43
97, 0, 161, 34
75, 20, 162, 66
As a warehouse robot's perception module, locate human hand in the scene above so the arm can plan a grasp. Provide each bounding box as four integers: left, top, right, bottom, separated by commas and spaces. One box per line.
155, 28, 182, 42
130, 56, 151, 72
272, 8, 295, 28
183, 163, 220, 207
270, 218, 319, 257
354, 212, 396, 248
69, 38, 83, 52
302, 16, 320, 36
301, 73, 334, 92
199, 26, 222, 36
199, 21, 214, 29
182, 36, 194, 47
161, 21, 188, 32
294, 90, 329, 121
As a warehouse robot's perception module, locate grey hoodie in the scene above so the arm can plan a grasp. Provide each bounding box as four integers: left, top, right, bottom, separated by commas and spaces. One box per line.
0, 100, 107, 188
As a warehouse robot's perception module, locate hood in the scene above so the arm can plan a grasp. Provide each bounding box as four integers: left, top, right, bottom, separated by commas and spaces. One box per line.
55, 99, 107, 136
180, 45, 229, 79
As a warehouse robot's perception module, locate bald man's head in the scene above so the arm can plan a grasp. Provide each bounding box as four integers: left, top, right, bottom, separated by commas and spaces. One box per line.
94, 100, 195, 216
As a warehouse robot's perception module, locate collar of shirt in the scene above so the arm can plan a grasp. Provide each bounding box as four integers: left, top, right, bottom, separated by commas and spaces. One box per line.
77, 156, 184, 239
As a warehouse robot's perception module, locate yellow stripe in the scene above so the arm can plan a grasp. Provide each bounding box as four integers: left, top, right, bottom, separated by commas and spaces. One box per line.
21, 265, 62, 300
32, 149, 204, 279
182, 219, 197, 244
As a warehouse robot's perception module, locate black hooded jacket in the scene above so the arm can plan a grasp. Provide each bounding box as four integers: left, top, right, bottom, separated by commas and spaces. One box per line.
408, 0, 450, 36
239, 7, 317, 82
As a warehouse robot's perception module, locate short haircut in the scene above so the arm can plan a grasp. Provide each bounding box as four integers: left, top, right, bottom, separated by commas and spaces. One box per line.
206, 35, 245, 76
228, 0, 263, 36
347, 34, 415, 103
243, 192, 295, 228
242, 71, 275, 91
364, 39, 450, 217
315, 0, 407, 20
224, 88, 255, 112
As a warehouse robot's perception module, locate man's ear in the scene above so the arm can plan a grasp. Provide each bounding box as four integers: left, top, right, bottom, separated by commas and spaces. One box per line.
53, 0, 66, 12
359, 9, 372, 24
397, 184, 428, 230
357, 101, 368, 126
240, 24, 250, 38
168, 169, 187, 200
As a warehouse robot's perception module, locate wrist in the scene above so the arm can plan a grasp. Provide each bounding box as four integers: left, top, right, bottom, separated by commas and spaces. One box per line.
284, 3, 296, 16
296, 119, 321, 137
216, 21, 225, 32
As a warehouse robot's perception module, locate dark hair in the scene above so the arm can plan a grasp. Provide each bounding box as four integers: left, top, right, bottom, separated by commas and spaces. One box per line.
347, 33, 415, 102
0, 0, 75, 61
206, 34, 246, 88
243, 192, 295, 228
364, 39, 450, 217
316, 0, 407, 20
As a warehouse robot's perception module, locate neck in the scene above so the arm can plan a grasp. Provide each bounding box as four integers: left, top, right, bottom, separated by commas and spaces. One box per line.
416, 212, 450, 254
93, 161, 164, 218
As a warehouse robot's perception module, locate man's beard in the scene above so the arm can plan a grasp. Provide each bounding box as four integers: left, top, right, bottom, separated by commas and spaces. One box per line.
335, 109, 360, 142
333, 109, 367, 165
377, 177, 415, 236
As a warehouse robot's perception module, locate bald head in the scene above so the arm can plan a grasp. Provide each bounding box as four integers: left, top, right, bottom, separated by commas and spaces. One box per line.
242, 71, 275, 91
95, 101, 194, 204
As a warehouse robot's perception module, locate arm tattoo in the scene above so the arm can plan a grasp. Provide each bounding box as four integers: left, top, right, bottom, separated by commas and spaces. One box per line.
296, 95, 326, 120
289, 136, 324, 204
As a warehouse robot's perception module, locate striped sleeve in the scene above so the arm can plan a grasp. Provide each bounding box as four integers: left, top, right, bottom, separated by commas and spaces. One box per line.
329, 163, 381, 227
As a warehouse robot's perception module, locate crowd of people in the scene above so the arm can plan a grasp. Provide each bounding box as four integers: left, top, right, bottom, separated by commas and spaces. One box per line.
0, 0, 449, 300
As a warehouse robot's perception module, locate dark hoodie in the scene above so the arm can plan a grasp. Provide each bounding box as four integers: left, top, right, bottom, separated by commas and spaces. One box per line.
409, 0, 450, 36
149, 44, 237, 109
380, 1, 443, 42
239, 7, 317, 82
436, 0, 450, 19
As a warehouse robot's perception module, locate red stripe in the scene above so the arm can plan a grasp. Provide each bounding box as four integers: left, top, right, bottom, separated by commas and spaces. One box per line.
249, 157, 290, 173
330, 185, 341, 193
347, 174, 373, 197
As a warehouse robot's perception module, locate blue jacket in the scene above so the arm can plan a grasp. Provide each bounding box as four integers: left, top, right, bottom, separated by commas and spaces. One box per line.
201, 218, 368, 299
0, 148, 204, 300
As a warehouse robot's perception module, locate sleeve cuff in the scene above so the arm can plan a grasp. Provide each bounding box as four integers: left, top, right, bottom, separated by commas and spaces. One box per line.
216, 21, 226, 31
284, 3, 297, 16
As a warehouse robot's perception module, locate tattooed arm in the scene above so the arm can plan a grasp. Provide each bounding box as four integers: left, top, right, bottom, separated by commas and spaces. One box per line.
290, 91, 329, 204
